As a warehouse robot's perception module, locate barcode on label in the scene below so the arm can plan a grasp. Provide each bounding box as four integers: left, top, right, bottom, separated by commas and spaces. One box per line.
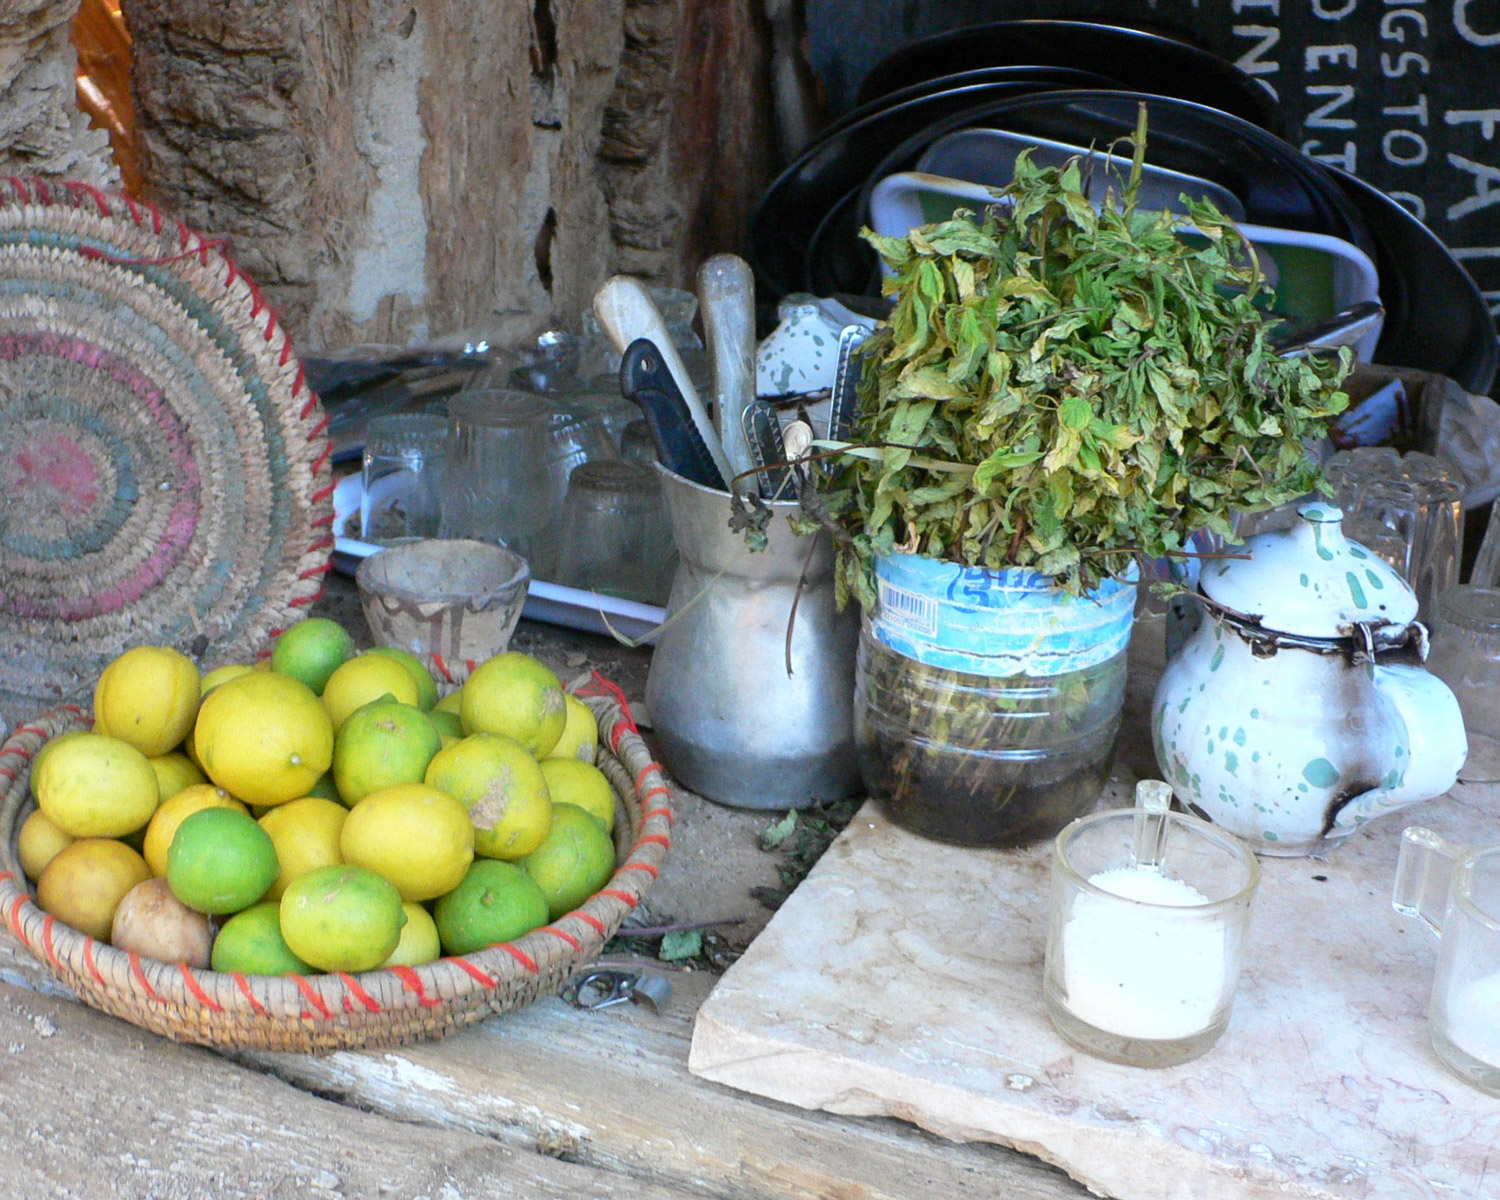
877, 580, 938, 638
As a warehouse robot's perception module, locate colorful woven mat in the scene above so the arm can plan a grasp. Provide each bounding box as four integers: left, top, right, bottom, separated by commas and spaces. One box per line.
0, 178, 332, 718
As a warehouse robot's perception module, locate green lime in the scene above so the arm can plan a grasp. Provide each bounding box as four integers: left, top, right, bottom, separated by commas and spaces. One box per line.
333, 697, 442, 806
305, 772, 341, 802
368, 647, 439, 711
211, 902, 312, 974
522, 803, 616, 921
538, 758, 616, 833
383, 902, 442, 967
279, 865, 406, 972
271, 618, 354, 696
166, 807, 279, 914
433, 860, 549, 955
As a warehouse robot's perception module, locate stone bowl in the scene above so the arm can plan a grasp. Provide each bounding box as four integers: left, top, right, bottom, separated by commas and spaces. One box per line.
356, 539, 530, 664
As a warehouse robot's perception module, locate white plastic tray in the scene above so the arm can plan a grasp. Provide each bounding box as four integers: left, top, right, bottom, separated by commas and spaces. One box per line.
331, 474, 664, 645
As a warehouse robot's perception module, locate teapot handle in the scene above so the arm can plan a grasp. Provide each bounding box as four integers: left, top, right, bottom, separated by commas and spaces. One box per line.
1393, 826, 1463, 935
1326, 664, 1466, 840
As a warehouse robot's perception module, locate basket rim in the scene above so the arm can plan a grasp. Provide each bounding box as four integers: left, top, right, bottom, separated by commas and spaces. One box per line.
0, 673, 672, 1048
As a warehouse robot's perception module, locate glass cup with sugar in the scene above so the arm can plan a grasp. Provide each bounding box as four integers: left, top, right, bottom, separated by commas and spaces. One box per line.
1044, 789, 1261, 1067
1394, 826, 1500, 1096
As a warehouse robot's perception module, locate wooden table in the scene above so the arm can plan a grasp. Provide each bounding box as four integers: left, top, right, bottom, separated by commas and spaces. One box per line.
0, 579, 1088, 1200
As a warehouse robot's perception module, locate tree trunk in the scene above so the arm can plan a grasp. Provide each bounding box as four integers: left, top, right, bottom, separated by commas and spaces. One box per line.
0, 0, 117, 184
122, 0, 774, 351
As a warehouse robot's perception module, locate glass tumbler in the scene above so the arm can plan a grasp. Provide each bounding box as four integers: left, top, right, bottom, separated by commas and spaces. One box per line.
360, 413, 447, 545
555, 460, 675, 604
440, 391, 569, 578
1044, 808, 1260, 1067
1394, 827, 1500, 1096
1426, 585, 1500, 783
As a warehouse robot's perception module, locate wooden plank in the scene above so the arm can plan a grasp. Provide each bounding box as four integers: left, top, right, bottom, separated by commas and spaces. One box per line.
0, 975, 704, 1199
236, 967, 1087, 1200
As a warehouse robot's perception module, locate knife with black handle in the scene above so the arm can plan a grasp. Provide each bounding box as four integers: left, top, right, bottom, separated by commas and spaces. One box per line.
620, 338, 728, 492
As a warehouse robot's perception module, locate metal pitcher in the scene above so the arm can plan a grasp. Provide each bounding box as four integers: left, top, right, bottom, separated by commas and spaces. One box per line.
645, 467, 859, 809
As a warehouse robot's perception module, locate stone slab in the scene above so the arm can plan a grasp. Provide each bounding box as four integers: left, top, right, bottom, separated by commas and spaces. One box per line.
689, 779, 1500, 1200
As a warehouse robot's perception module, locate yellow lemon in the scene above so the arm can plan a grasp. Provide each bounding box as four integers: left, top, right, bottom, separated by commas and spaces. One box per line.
34, 732, 159, 838
142, 783, 248, 877
18, 810, 75, 880
200, 663, 255, 696
148, 752, 206, 803
30, 730, 89, 797
545, 694, 599, 763
321, 654, 420, 733
258, 797, 347, 900
382, 902, 441, 967
280, 865, 406, 972
425, 733, 552, 860
194, 671, 334, 806
340, 783, 474, 902
435, 687, 464, 716
539, 758, 616, 833
36, 838, 151, 941
94, 646, 201, 758
460, 653, 567, 756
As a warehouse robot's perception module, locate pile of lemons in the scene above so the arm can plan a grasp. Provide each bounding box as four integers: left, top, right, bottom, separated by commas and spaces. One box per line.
21, 618, 621, 975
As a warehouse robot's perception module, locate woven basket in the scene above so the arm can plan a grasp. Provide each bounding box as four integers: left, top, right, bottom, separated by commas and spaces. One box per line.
0, 674, 673, 1052
0, 177, 332, 718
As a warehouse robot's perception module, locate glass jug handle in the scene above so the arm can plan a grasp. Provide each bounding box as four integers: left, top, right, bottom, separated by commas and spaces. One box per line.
1392, 826, 1462, 935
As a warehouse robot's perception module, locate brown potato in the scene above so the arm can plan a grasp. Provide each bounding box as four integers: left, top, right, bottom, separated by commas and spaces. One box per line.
109, 878, 214, 967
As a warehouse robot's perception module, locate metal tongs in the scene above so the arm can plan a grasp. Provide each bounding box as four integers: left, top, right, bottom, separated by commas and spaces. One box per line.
560, 968, 673, 1014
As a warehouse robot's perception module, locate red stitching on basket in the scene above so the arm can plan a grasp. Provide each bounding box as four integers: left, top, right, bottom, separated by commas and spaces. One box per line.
5, 176, 32, 203
496, 944, 538, 974
338, 973, 382, 1013
0, 765, 15, 783
309, 440, 332, 477
291, 975, 333, 1018
431, 654, 453, 683
540, 926, 581, 951
293, 363, 307, 398
306, 416, 330, 442
122, 194, 142, 224
16, 724, 49, 740
180, 964, 222, 1011
129, 953, 164, 1003
618, 861, 659, 880
634, 763, 665, 797
641, 783, 670, 804
299, 393, 319, 421
642, 806, 674, 826
388, 964, 445, 1007
8, 895, 27, 940
0, 871, 12, 885
81, 938, 105, 987
41, 916, 61, 972
599, 888, 639, 908
230, 972, 268, 1015
310, 482, 336, 505
446, 956, 498, 988
288, 592, 317, 608
633, 833, 671, 853
570, 911, 606, 936
34, 179, 52, 204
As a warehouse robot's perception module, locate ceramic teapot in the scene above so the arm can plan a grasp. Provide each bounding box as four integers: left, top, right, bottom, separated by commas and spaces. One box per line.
1152, 503, 1466, 856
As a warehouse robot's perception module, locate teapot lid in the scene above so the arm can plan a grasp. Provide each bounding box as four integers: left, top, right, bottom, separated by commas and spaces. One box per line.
1200, 503, 1418, 638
